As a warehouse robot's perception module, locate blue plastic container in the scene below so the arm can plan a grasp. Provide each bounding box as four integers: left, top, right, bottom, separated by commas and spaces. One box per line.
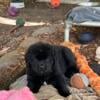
78, 32, 94, 44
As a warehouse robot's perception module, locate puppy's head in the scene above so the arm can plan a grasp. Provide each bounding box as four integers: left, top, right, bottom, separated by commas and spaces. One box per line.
28, 42, 54, 76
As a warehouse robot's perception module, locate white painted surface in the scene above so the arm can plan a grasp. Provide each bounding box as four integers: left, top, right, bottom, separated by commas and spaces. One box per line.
37, 0, 89, 4
0, 17, 46, 26
10, 2, 25, 8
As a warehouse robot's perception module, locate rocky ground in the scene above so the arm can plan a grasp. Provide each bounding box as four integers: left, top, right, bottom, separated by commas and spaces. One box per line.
0, 2, 100, 100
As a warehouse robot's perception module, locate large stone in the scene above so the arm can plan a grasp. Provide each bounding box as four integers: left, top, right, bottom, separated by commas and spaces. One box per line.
1, 37, 41, 89
10, 75, 27, 89
17, 37, 40, 55
67, 93, 98, 100
32, 24, 63, 37
32, 26, 57, 37
18, 37, 40, 50
0, 50, 25, 89
10, 74, 99, 100
36, 85, 64, 100
10, 75, 64, 99
17, 36, 51, 57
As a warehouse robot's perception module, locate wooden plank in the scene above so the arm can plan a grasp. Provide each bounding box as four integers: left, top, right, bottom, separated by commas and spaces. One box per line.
0, 17, 47, 26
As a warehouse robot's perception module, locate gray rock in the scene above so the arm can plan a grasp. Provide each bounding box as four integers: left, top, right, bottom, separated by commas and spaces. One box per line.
0, 37, 40, 89
10, 75, 27, 89
66, 94, 98, 100
66, 94, 82, 100
32, 24, 63, 37
49, 95, 64, 100
32, 26, 57, 37
10, 75, 64, 99
0, 50, 25, 89
17, 36, 51, 57
66, 87, 99, 100
18, 37, 40, 50
17, 37, 40, 56
9, 74, 99, 100
36, 85, 64, 100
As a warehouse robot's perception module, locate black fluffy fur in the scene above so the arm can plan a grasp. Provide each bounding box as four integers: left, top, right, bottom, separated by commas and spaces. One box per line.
25, 42, 79, 97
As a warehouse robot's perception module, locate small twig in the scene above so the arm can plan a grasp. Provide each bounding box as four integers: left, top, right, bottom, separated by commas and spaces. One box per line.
0, 47, 10, 56
9, 26, 21, 33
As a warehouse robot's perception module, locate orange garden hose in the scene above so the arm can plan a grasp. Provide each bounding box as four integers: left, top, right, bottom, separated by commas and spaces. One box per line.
61, 42, 100, 96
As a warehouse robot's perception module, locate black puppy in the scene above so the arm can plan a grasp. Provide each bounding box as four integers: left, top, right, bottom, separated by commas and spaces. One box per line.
25, 42, 79, 97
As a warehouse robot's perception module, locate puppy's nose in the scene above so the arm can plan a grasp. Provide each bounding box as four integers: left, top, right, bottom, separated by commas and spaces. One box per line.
40, 64, 44, 69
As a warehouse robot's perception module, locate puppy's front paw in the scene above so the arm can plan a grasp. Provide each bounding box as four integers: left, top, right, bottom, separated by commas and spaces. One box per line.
27, 81, 40, 93
59, 85, 71, 97
54, 75, 71, 97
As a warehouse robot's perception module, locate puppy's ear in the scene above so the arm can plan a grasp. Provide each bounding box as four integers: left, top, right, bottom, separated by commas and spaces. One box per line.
61, 46, 77, 67
25, 45, 37, 72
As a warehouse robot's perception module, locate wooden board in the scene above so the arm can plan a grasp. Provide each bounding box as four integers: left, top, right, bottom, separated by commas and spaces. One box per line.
0, 17, 47, 26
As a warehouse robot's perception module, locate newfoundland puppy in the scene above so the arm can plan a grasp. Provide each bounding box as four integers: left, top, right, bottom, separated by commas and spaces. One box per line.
25, 42, 79, 97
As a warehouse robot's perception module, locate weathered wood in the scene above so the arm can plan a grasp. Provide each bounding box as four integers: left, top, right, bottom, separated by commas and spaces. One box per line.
0, 17, 47, 26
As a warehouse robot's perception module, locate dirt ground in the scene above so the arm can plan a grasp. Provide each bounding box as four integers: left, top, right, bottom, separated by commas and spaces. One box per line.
0, 2, 100, 65
0, 3, 74, 49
